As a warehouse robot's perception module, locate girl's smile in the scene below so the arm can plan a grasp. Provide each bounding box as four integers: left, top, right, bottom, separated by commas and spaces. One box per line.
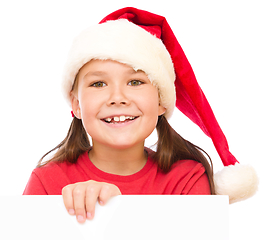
101, 115, 139, 126
71, 59, 166, 150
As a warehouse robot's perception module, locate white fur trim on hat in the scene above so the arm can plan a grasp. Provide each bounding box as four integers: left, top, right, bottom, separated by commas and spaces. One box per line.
214, 163, 259, 204
62, 19, 176, 118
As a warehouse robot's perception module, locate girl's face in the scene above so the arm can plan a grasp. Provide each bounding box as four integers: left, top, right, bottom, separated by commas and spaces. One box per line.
71, 59, 166, 150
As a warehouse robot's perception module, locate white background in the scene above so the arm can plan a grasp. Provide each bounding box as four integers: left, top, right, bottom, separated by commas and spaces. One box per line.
0, 0, 264, 239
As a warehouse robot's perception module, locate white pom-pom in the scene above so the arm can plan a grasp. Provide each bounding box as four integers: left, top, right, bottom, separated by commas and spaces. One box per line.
214, 163, 259, 204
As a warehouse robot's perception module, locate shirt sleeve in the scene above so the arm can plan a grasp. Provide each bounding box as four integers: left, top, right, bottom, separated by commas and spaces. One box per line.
23, 171, 48, 195
185, 172, 211, 195
182, 163, 211, 195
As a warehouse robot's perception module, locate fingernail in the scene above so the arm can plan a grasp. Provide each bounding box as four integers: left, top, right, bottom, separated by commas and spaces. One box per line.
77, 215, 84, 222
68, 209, 75, 215
87, 212, 92, 219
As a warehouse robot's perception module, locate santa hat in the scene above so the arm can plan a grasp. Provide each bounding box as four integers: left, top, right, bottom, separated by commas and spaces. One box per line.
62, 7, 258, 203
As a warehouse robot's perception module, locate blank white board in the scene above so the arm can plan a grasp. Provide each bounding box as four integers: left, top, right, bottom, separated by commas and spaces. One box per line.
0, 195, 229, 240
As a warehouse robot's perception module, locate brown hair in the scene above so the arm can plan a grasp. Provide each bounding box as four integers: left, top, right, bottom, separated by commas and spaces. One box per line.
37, 117, 90, 166
37, 114, 215, 194
153, 115, 215, 194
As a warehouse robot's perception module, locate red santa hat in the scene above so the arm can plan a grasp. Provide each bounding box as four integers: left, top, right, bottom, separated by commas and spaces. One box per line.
62, 7, 258, 203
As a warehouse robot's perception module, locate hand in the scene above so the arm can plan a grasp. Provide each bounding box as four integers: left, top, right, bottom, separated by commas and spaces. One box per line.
62, 180, 121, 223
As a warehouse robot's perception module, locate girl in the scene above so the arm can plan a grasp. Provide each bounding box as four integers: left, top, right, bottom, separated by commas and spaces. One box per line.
23, 7, 258, 224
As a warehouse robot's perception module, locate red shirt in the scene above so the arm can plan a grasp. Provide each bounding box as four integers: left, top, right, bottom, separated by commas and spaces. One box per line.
23, 151, 211, 195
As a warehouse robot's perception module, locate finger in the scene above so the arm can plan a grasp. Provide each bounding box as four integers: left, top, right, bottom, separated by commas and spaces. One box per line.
72, 185, 87, 223
99, 184, 122, 205
98, 184, 112, 205
85, 183, 101, 220
62, 185, 75, 215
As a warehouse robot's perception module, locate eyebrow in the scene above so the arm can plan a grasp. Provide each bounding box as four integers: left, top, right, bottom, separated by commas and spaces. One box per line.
83, 69, 145, 79
83, 71, 107, 78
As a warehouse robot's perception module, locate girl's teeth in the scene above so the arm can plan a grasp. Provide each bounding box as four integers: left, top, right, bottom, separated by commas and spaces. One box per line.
114, 117, 120, 121
105, 116, 136, 123
119, 116, 126, 121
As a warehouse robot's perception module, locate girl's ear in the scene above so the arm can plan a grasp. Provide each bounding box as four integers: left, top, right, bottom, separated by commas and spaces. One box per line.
158, 103, 166, 116
71, 91, 81, 119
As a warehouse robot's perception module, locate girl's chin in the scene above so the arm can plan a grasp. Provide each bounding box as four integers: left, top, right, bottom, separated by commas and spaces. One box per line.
92, 138, 145, 151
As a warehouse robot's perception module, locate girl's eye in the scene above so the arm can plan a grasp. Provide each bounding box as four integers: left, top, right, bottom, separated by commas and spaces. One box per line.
91, 81, 106, 87
128, 80, 143, 86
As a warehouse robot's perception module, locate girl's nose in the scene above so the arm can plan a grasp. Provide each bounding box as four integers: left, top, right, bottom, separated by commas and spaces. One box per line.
107, 85, 130, 106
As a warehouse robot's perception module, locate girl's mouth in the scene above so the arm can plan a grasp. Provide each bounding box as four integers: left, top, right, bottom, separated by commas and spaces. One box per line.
102, 116, 138, 124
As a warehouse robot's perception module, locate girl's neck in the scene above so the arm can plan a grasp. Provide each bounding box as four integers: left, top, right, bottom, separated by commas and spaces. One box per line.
88, 143, 147, 176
